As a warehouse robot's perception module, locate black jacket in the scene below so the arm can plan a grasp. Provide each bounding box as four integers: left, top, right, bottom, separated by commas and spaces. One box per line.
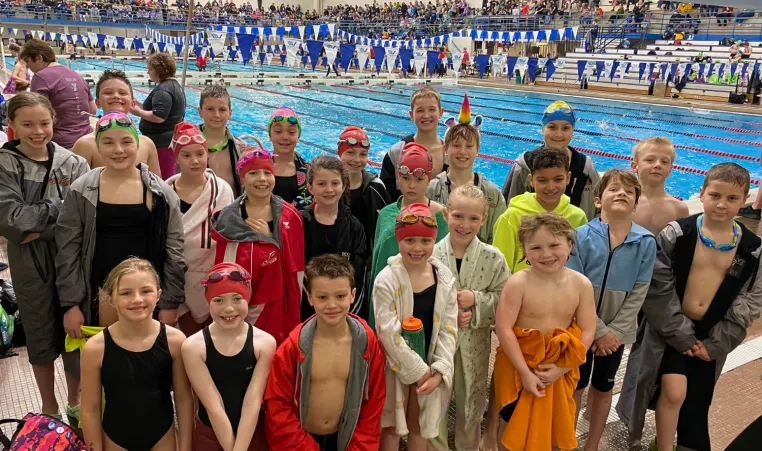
357, 170, 391, 252
300, 203, 368, 321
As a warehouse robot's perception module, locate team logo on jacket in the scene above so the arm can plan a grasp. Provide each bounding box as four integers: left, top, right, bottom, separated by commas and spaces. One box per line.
262, 251, 278, 267
341, 252, 350, 258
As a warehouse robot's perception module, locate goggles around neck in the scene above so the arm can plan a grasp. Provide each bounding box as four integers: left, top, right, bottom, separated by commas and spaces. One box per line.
697, 214, 740, 252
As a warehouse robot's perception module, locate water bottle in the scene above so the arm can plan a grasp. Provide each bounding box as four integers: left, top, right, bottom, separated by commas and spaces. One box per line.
402, 317, 426, 362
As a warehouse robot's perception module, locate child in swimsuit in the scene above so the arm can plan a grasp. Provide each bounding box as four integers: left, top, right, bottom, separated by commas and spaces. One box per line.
79, 257, 193, 451
182, 262, 275, 451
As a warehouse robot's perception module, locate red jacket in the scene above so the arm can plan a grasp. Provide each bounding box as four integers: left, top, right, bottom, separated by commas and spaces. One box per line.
211, 196, 304, 345
264, 314, 386, 451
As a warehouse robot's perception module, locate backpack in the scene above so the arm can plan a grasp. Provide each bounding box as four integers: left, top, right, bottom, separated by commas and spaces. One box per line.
0, 303, 13, 357
0, 279, 23, 348
0, 413, 86, 451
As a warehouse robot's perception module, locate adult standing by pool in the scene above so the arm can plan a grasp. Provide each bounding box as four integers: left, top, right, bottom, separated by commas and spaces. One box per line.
19, 39, 96, 150
130, 53, 186, 179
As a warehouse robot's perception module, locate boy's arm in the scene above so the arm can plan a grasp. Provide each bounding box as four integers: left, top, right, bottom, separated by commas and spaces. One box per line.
606, 238, 656, 340
494, 275, 532, 377
143, 138, 162, 177
347, 336, 386, 451
233, 332, 276, 451
703, 255, 762, 360
471, 255, 510, 329
373, 277, 429, 385
643, 225, 698, 352
264, 340, 320, 451
430, 281, 459, 389
574, 272, 597, 349
492, 213, 518, 273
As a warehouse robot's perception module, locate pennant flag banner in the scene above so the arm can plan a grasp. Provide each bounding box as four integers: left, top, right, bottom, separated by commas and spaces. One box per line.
338, 43, 355, 72
426, 50, 440, 77
208, 31, 226, 57
516, 56, 529, 79
237, 33, 257, 65
265, 52, 274, 65
507, 56, 518, 80
373, 46, 386, 74
284, 38, 301, 67
413, 49, 427, 76
596, 61, 606, 81
306, 40, 324, 71
324, 41, 340, 68
399, 48, 413, 75
638, 62, 647, 81
451, 52, 464, 76
577, 60, 587, 81
385, 47, 400, 74
356, 45, 371, 72
545, 59, 556, 81
526, 58, 538, 81
491, 54, 505, 77
476, 54, 490, 78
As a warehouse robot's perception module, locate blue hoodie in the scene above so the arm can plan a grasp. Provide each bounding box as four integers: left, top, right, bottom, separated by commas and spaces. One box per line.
567, 217, 656, 344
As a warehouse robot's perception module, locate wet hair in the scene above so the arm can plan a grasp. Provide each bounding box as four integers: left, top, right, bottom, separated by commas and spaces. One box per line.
7, 91, 56, 123
305, 254, 355, 292
529, 147, 569, 174
517, 213, 576, 261
308, 155, 350, 205
595, 168, 642, 205
18, 39, 57, 64
410, 86, 442, 110
100, 257, 161, 308
703, 162, 750, 195
8, 43, 21, 53
96, 69, 134, 100
147, 53, 177, 81
632, 136, 675, 163
444, 123, 480, 151
447, 184, 488, 216
200, 84, 232, 109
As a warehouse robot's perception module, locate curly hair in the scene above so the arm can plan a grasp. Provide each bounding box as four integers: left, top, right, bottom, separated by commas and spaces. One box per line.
305, 254, 355, 291
147, 53, 177, 81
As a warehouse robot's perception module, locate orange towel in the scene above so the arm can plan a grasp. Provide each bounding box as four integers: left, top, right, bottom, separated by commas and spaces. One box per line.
494, 324, 587, 451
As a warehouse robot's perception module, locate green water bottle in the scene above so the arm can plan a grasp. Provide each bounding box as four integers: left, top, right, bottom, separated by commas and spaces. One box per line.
402, 317, 427, 362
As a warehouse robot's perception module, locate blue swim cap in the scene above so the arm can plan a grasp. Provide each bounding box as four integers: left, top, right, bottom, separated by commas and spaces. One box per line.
541, 101, 576, 128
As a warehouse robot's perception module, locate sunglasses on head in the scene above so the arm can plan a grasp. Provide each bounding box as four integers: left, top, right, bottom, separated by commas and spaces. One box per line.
338, 137, 370, 149
173, 134, 206, 146
398, 165, 430, 178
201, 270, 248, 287
97, 116, 132, 133
396, 213, 438, 228
272, 116, 299, 125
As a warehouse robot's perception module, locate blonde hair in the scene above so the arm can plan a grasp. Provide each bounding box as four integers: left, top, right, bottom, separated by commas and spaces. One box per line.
410, 86, 442, 110
632, 137, 675, 163
447, 185, 488, 216
444, 123, 480, 151
100, 258, 161, 307
517, 213, 575, 257
595, 168, 642, 204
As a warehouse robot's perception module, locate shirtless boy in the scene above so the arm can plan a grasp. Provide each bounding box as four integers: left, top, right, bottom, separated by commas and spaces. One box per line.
71, 69, 161, 176
494, 212, 596, 451
265, 254, 386, 451
618, 163, 762, 451
631, 137, 689, 235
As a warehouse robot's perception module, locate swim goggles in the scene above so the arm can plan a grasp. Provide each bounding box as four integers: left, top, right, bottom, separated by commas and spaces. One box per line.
396, 213, 438, 228
173, 133, 206, 146
95, 112, 139, 148
272, 115, 299, 125
697, 214, 739, 252
398, 165, 430, 178
338, 137, 370, 149
201, 270, 249, 287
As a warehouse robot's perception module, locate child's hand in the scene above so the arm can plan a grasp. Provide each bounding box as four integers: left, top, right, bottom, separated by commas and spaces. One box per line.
416, 371, 443, 395
21, 232, 40, 244
533, 363, 571, 386
245, 218, 272, 237
684, 341, 702, 357
457, 308, 472, 328
694, 342, 712, 361
592, 332, 620, 356
64, 306, 85, 338
521, 371, 546, 397
416, 368, 432, 387
456, 289, 475, 310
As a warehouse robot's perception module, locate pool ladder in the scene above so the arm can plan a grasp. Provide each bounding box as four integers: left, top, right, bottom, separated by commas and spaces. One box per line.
238, 134, 266, 150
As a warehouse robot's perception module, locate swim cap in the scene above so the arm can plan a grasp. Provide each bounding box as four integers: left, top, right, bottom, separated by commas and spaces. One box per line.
395, 203, 438, 242
337, 126, 370, 157
202, 262, 252, 304
397, 143, 433, 180
95, 112, 139, 149
237, 146, 275, 181
171, 122, 206, 158
268, 107, 302, 137
541, 101, 576, 128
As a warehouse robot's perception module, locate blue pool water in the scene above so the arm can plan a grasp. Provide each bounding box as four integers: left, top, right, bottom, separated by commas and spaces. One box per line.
5, 54, 762, 200
58, 56, 306, 73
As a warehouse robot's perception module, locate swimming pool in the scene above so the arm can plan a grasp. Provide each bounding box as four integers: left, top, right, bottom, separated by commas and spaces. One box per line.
59, 56, 307, 74
5, 54, 762, 200
134, 83, 762, 200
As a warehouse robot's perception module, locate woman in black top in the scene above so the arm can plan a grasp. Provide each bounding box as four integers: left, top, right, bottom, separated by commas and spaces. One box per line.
131, 53, 186, 179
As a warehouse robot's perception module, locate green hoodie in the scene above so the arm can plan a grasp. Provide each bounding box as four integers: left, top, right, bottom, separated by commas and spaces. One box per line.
492, 192, 588, 273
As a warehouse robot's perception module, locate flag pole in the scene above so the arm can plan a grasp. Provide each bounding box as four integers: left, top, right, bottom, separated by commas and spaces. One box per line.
181, 0, 194, 89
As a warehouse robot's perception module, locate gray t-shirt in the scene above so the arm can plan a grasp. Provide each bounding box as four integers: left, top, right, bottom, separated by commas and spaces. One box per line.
31, 64, 93, 149
139, 78, 186, 148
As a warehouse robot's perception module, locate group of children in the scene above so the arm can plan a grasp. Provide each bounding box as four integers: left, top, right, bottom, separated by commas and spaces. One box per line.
1, 78, 760, 451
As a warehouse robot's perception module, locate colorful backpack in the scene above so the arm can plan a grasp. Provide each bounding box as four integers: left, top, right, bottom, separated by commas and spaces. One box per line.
0, 413, 85, 450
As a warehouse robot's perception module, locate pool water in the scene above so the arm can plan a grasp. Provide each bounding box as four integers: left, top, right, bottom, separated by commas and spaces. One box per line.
60, 56, 307, 74
5, 54, 762, 200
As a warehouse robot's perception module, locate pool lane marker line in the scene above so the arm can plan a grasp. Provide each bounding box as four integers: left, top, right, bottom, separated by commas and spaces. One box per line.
246, 84, 730, 185
358, 85, 762, 152
320, 84, 762, 164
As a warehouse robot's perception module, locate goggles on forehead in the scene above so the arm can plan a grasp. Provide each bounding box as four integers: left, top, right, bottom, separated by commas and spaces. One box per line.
272, 115, 299, 125
173, 133, 206, 146
396, 213, 438, 228
398, 165, 430, 178
97, 115, 133, 133
338, 137, 370, 149
201, 270, 248, 287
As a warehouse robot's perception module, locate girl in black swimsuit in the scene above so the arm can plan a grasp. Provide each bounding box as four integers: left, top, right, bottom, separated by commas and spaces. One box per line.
79, 258, 193, 451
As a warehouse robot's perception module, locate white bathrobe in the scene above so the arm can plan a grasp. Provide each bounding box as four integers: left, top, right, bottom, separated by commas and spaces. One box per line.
373, 255, 458, 442
167, 169, 234, 322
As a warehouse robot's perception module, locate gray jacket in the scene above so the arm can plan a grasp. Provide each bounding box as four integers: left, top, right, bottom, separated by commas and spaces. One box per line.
616, 217, 762, 439
0, 141, 88, 293
425, 172, 506, 244
55, 164, 186, 324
